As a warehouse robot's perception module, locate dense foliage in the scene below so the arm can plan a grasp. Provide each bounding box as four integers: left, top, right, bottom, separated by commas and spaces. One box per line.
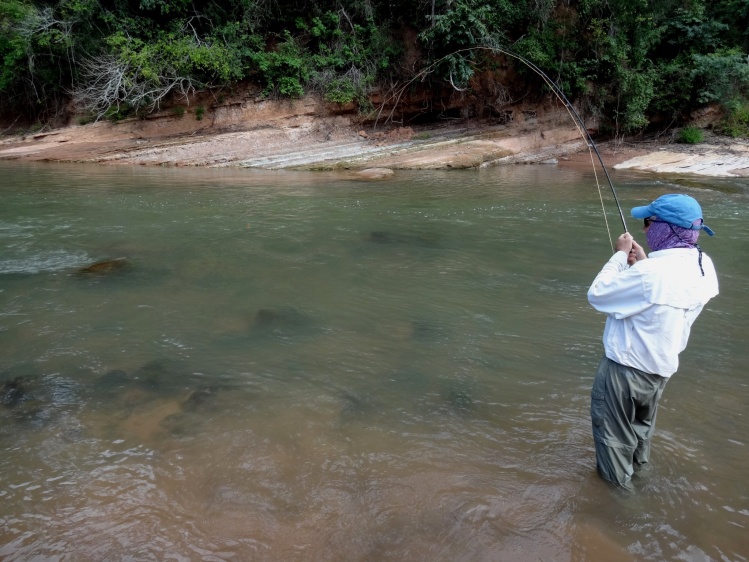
1, 0, 748, 135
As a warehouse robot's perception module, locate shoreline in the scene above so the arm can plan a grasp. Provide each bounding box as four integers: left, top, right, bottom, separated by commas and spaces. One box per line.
1, 100, 748, 177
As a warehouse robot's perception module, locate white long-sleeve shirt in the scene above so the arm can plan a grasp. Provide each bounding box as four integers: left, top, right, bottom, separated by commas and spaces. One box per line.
588, 248, 719, 377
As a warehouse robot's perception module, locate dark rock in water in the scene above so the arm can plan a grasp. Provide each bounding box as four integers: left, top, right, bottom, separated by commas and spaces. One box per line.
255, 308, 283, 326
131, 359, 170, 390
183, 387, 217, 412
2, 376, 27, 408
340, 391, 379, 420
5, 398, 44, 422
251, 306, 315, 336
0, 376, 50, 422
92, 361, 198, 414
368, 230, 396, 244
95, 369, 130, 391
78, 257, 130, 275
445, 387, 475, 416
157, 387, 219, 436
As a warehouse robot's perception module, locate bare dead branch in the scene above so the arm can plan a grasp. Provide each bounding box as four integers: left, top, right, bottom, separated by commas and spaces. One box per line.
0, 116, 22, 136
71, 53, 199, 121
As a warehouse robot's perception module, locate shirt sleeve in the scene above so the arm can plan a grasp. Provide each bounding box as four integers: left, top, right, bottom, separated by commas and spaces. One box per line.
587, 251, 650, 319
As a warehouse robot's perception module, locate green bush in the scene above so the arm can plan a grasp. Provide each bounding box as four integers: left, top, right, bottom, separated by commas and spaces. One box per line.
1, 0, 748, 132
678, 125, 704, 144
720, 100, 749, 138
195, 105, 205, 120
691, 50, 749, 105
303, 11, 398, 108
250, 32, 308, 98
322, 78, 358, 104
418, 0, 512, 89
104, 104, 129, 122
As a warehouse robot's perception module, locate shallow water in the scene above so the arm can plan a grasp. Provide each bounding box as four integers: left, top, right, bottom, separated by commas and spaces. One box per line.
1, 161, 747, 561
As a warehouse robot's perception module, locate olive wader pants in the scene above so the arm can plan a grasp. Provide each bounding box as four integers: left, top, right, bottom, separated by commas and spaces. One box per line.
590, 356, 668, 489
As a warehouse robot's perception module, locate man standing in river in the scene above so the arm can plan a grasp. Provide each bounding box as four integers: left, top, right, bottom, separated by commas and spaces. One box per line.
587, 194, 719, 490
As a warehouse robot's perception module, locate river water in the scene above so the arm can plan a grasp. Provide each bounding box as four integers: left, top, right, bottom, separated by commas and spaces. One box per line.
0, 161, 747, 561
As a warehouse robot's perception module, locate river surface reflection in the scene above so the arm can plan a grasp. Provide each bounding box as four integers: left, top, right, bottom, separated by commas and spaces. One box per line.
1, 161, 747, 561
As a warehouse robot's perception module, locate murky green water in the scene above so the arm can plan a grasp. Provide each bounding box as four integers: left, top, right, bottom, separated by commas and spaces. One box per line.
1, 161, 747, 561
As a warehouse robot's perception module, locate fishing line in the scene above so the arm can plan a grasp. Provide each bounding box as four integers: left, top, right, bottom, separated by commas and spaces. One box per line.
375, 46, 629, 249
493, 47, 628, 249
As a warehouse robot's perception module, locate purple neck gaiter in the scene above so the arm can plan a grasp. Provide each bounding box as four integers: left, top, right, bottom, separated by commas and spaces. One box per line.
646, 219, 701, 251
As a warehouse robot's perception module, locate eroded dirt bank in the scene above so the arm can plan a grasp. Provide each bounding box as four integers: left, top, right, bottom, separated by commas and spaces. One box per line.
1, 94, 748, 177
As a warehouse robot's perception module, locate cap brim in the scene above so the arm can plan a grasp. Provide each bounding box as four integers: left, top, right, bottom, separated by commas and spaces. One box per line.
631, 205, 653, 219
702, 224, 715, 236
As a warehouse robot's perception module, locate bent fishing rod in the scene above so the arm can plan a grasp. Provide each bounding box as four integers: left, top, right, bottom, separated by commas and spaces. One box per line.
493, 47, 628, 236
377, 46, 629, 246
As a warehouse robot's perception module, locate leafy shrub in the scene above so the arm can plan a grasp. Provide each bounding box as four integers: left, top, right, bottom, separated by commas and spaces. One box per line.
719, 100, 749, 138
614, 67, 656, 133
418, 0, 511, 89
691, 50, 749, 105
303, 11, 398, 108
195, 105, 205, 120
678, 125, 704, 143
104, 105, 128, 122
250, 32, 308, 98
322, 77, 358, 104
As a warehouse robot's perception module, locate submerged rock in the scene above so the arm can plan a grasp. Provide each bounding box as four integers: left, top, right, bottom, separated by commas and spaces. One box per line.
250, 306, 316, 336
254, 308, 284, 326
1, 376, 27, 408
158, 387, 220, 436
78, 257, 130, 275
368, 230, 396, 244
91, 359, 188, 410
131, 359, 172, 390
89, 361, 223, 439
444, 387, 475, 416
118, 397, 183, 441
0, 373, 76, 426
353, 168, 394, 180
339, 391, 381, 422
95, 369, 130, 391
182, 386, 218, 412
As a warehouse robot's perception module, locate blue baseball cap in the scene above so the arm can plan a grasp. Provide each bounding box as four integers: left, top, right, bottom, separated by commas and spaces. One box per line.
631, 194, 715, 236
